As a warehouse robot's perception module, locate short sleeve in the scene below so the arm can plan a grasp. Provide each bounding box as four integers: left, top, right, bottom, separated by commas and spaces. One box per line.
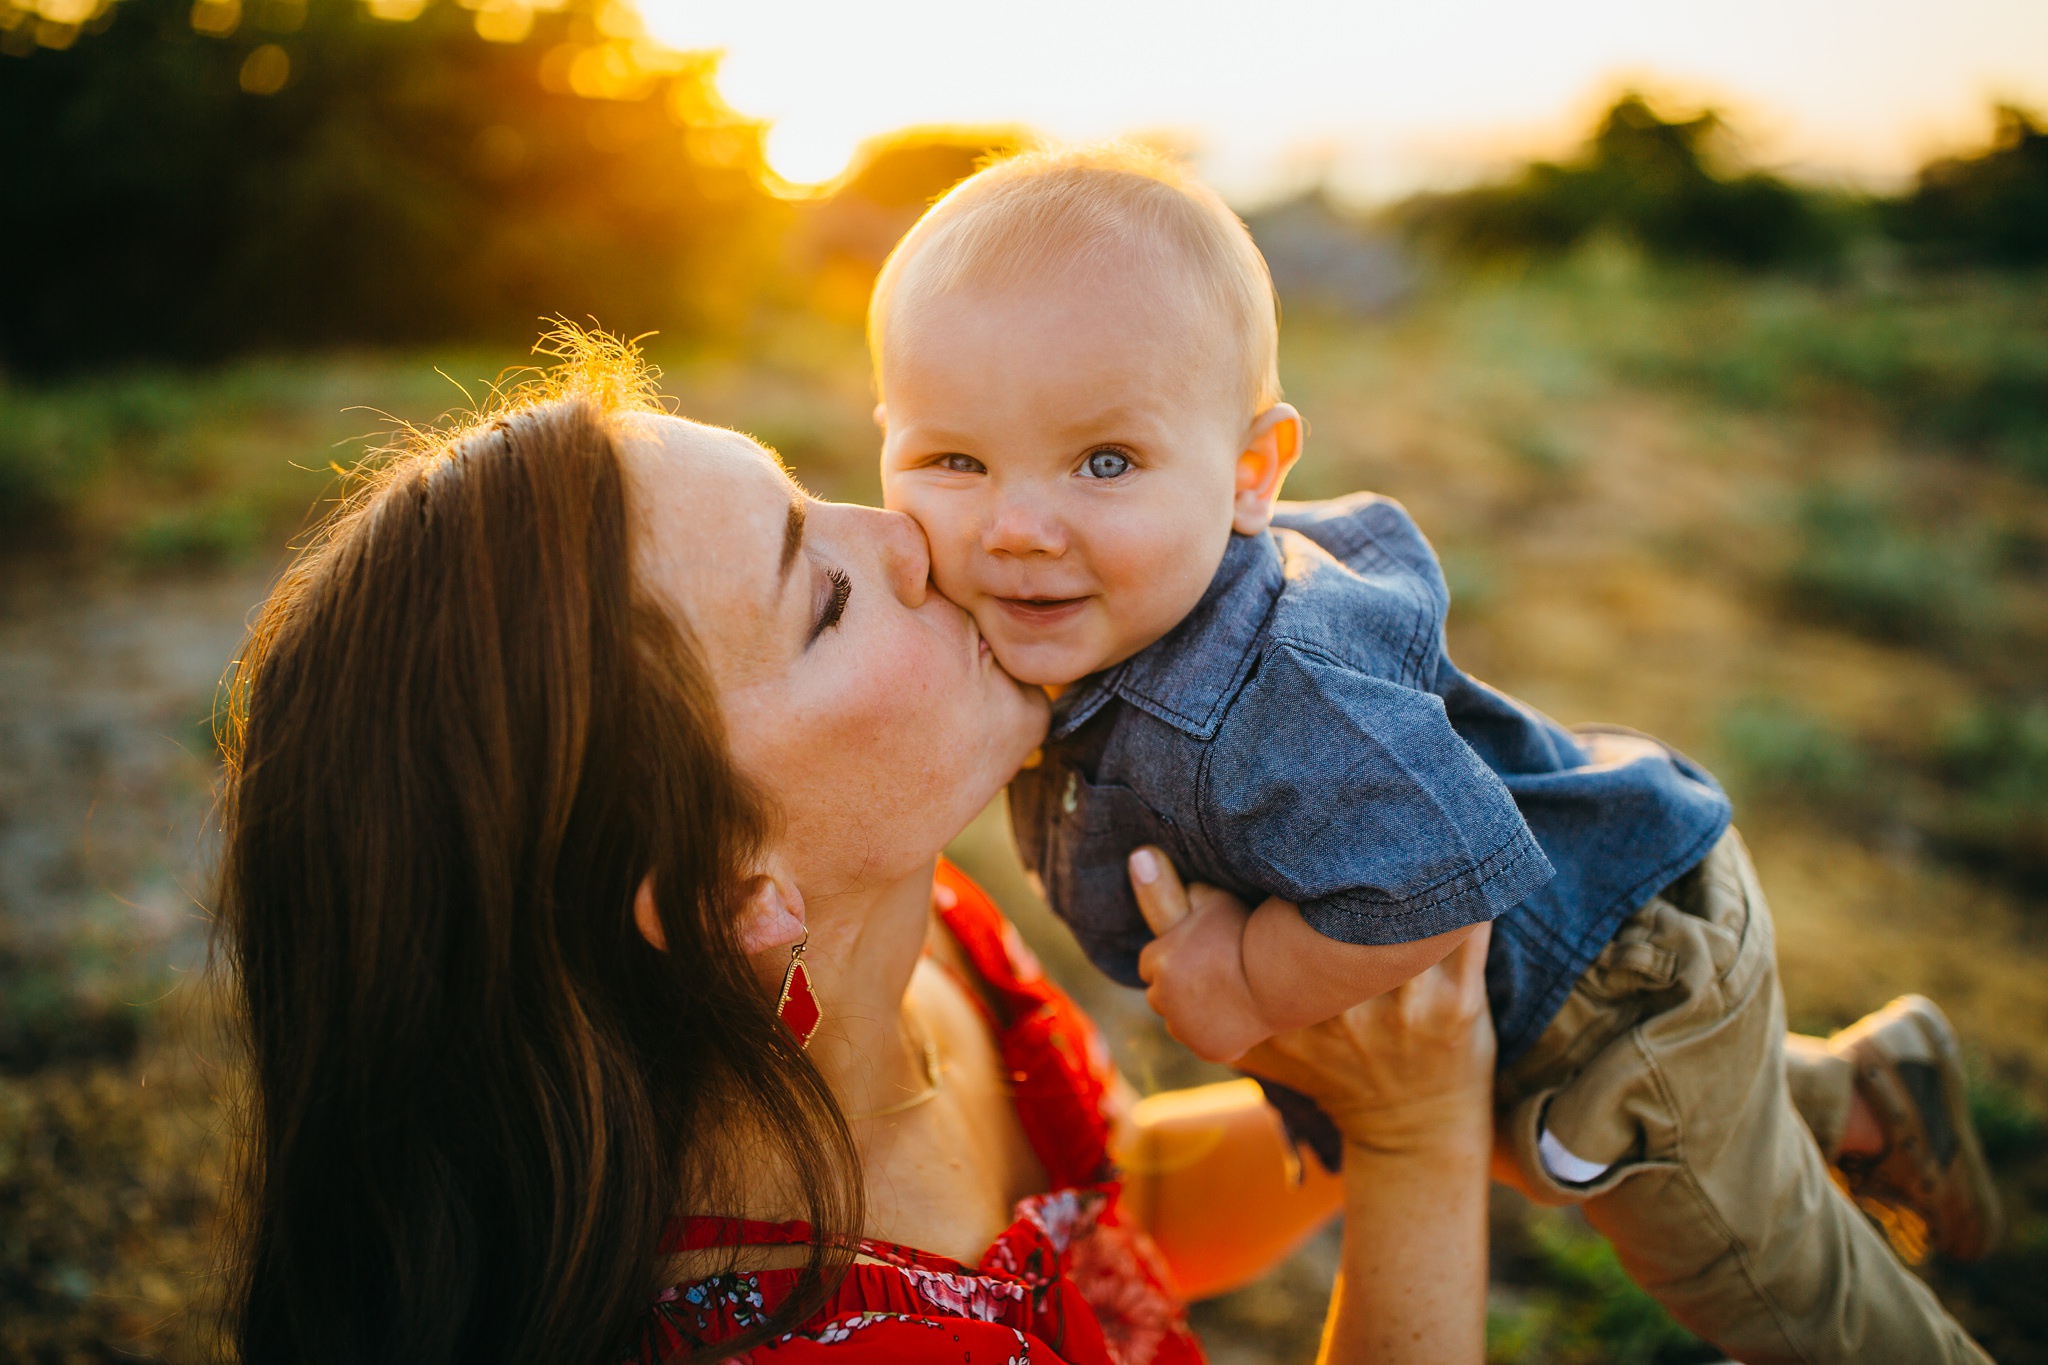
1204, 644, 1554, 945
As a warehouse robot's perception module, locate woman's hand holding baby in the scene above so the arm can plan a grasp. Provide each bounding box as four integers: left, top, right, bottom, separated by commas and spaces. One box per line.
1128, 844, 1495, 1148
1130, 845, 1491, 1075
1128, 845, 1494, 1364
1239, 923, 1495, 1157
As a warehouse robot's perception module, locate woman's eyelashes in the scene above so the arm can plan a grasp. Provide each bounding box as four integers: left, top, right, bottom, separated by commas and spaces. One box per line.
808, 565, 853, 644
1078, 447, 1133, 480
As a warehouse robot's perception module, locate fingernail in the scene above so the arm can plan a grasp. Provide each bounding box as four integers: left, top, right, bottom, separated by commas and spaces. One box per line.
1129, 848, 1159, 885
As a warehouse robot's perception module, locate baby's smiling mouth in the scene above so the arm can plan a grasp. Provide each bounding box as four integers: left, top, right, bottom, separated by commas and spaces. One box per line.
995, 595, 1089, 626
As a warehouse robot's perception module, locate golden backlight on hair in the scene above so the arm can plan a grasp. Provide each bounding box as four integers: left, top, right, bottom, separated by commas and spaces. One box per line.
869, 144, 1283, 420
352, 323, 668, 492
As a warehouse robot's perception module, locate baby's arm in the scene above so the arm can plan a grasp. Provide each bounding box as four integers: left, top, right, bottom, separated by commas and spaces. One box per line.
1132, 848, 1483, 1063
1246, 899, 1481, 1036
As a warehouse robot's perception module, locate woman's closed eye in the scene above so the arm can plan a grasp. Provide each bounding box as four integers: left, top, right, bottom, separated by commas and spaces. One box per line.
1078, 447, 1133, 480
808, 565, 852, 644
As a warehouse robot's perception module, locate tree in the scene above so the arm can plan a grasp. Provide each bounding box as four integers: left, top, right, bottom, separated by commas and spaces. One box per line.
1888, 105, 2048, 269
0, 0, 788, 370
1393, 93, 1840, 270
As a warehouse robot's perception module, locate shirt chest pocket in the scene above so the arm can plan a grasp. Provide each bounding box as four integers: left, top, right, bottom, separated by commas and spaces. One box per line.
1045, 769, 1183, 990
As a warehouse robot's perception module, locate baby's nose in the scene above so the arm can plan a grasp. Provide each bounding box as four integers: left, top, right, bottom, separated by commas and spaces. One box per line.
983, 496, 1066, 558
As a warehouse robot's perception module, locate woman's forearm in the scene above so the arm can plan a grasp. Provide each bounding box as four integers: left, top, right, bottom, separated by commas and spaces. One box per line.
1118, 1079, 1344, 1300
1122, 859, 1495, 1355
1319, 1113, 1491, 1365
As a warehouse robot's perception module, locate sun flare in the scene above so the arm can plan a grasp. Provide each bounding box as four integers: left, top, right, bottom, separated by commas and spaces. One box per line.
637, 0, 2048, 199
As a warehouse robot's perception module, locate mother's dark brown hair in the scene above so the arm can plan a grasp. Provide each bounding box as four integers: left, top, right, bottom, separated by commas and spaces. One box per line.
215, 339, 857, 1364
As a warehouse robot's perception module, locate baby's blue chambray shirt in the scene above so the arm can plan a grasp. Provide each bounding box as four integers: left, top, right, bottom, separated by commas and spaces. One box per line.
1009, 493, 1731, 1163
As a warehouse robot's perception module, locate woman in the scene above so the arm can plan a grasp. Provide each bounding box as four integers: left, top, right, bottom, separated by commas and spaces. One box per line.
214, 335, 1495, 1365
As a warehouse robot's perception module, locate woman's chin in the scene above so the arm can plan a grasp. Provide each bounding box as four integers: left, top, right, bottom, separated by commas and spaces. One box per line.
948, 693, 1050, 826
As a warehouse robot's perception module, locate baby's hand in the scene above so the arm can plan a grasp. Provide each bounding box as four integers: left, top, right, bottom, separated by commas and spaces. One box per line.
1129, 848, 1275, 1062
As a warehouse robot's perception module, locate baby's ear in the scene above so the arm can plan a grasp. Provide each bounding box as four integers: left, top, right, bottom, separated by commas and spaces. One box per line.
1232, 404, 1305, 535
872, 403, 888, 432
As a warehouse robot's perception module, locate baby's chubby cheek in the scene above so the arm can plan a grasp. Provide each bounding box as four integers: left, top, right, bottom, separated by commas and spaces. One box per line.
904, 529, 1044, 677
911, 532, 982, 617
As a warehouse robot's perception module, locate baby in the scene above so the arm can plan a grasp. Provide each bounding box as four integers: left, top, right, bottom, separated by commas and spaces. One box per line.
873, 146, 1995, 1364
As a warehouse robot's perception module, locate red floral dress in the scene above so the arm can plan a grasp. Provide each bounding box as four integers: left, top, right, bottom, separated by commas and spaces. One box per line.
633, 860, 1206, 1365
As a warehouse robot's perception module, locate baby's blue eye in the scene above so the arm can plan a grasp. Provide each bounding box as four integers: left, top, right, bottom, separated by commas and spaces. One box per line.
940, 453, 986, 474
1082, 449, 1131, 480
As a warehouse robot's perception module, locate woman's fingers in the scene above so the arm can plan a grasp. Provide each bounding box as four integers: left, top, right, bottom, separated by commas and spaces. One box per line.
1406, 920, 1490, 1029
1128, 846, 1190, 934
1446, 921, 1492, 1007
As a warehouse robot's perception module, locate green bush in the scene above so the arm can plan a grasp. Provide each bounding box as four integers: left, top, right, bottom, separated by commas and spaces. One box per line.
0, 351, 509, 562
122, 495, 265, 565
0, 945, 143, 1077
1932, 702, 2048, 889
1968, 1070, 2046, 1167
0, 408, 80, 542
1489, 1208, 1716, 1365
1888, 106, 2048, 269
1782, 488, 1998, 647
1396, 94, 1845, 270
1718, 699, 1871, 809
1604, 276, 2048, 480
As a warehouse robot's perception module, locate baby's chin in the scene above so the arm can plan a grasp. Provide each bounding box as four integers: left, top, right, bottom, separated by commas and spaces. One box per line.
980, 626, 1111, 691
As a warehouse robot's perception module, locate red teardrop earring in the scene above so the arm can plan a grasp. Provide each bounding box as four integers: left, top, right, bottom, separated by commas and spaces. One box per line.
776, 930, 820, 1048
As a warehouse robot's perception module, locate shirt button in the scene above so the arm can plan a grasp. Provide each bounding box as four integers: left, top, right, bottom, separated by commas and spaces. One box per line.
1062, 772, 1079, 814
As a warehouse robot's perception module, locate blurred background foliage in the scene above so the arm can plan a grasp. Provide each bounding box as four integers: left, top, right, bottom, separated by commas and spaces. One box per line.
0, 0, 788, 370
1395, 93, 1850, 269
4, 2, 2048, 1361
4, 0, 2046, 377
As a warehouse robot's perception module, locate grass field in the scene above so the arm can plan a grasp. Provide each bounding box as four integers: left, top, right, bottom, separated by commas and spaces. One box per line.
3, 258, 2046, 1362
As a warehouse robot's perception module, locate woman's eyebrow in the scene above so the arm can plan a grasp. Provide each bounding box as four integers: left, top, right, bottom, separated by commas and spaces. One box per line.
778, 495, 806, 590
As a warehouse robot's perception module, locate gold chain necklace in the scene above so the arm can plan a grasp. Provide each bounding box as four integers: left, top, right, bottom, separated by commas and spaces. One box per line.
844, 1019, 945, 1122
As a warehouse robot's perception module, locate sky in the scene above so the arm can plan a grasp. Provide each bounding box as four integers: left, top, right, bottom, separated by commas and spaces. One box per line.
634, 0, 2048, 203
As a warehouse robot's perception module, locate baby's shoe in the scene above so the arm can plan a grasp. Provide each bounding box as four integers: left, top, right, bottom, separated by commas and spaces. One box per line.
1829, 994, 2003, 1263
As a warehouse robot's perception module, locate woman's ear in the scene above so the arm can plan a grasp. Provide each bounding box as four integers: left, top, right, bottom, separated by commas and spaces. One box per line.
1231, 403, 1305, 536
736, 873, 808, 955
634, 870, 808, 956
633, 874, 666, 951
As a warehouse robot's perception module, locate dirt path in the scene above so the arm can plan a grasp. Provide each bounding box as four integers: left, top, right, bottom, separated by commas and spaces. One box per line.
0, 568, 272, 958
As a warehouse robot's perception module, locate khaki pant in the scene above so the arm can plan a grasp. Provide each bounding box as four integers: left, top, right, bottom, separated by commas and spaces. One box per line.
1497, 829, 1990, 1365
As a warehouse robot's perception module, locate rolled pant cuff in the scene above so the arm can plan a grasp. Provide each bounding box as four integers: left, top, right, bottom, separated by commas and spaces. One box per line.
1502, 1089, 1640, 1204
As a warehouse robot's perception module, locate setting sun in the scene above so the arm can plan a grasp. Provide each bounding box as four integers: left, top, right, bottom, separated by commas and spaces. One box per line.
640, 0, 2048, 197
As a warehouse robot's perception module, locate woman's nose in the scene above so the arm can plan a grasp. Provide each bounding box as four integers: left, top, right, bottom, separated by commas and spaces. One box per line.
865, 506, 931, 607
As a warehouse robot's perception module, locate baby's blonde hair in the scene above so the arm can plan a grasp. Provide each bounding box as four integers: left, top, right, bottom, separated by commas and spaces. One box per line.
868, 143, 1282, 418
